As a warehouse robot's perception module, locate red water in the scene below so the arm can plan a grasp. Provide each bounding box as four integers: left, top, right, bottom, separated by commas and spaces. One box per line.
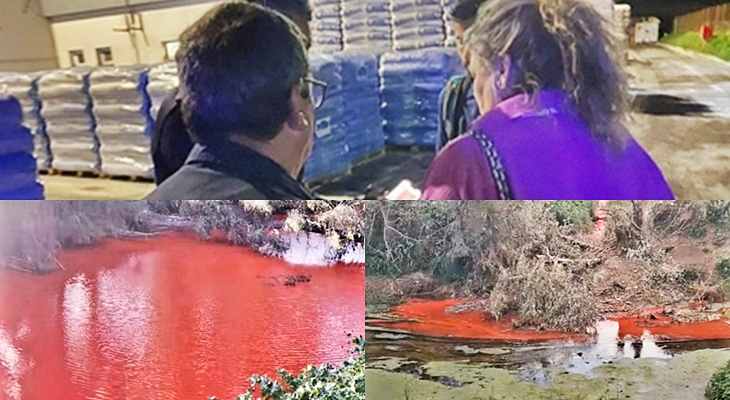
376, 299, 730, 343
0, 232, 364, 400
374, 299, 587, 342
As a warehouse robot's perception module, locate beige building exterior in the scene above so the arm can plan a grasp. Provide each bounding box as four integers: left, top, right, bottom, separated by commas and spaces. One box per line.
51, 1, 223, 69
0, 1, 58, 72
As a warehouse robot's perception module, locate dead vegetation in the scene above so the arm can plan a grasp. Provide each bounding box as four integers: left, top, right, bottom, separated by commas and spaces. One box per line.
366, 201, 730, 333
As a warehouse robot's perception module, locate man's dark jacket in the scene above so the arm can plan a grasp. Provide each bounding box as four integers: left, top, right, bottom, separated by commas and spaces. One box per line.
145, 138, 315, 200
151, 88, 307, 185
150, 89, 193, 184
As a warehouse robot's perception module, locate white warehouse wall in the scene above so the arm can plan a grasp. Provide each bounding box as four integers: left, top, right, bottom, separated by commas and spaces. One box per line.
51, 1, 223, 69
0, 1, 58, 72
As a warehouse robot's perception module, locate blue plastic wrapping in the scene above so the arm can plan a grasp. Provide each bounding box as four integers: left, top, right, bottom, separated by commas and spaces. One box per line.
304, 53, 351, 182
335, 51, 385, 162
379, 48, 463, 146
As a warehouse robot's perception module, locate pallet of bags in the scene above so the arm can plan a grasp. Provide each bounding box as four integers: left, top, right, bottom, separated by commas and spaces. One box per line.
145, 63, 179, 126
0, 72, 50, 169
379, 48, 463, 147
38, 68, 99, 173
310, 0, 343, 53
441, 0, 458, 47
335, 51, 384, 162
390, 0, 445, 51
303, 53, 350, 182
341, 0, 392, 51
90, 65, 153, 178
0, 96, 44, 199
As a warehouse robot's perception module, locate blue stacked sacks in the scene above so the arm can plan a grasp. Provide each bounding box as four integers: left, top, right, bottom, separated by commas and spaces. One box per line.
91, 66, 153, 178
379, 48, 463, 147
38, 69, 100, 173
390, 0, 445, 51
341, 1, 392, 51
0, 96, 44, 199
0, 72, 50, 169
336, 51, 385, 162
304, 53, 351, 182
310, 0, 343, 53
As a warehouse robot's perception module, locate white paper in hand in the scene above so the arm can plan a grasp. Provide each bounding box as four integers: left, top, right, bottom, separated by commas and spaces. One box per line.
386, 180, 421, 200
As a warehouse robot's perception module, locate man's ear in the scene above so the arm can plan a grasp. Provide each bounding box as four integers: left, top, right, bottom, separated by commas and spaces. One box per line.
287, 84, 310, 131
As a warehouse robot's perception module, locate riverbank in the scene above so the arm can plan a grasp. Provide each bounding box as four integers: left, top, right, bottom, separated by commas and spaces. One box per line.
0, 200, 364, 274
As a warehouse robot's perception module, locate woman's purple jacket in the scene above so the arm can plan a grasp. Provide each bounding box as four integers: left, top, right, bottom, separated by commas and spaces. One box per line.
420, 90, 675, 200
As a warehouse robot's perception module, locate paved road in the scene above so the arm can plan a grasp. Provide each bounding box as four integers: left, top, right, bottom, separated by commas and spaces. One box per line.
626, 44, 730, 118
625, 44, 730, 199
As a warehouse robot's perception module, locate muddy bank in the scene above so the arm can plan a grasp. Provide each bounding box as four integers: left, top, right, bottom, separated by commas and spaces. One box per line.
366, 348, 730, 400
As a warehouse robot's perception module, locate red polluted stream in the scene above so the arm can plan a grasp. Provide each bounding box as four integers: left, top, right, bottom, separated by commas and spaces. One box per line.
374, 298, 730, 343
0, 232, 364, 400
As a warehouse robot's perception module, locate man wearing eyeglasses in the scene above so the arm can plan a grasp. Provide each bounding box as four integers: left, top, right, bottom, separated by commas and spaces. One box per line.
146, 2, 326, 200
150, 0, 314, 187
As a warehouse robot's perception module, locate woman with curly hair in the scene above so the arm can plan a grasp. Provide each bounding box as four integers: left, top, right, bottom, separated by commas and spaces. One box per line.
420, 0, 674, 200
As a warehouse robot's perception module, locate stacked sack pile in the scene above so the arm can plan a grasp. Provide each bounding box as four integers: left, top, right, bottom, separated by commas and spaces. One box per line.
0, 72, 49, 169
441, 0, 458, 47
0, 96, 45, 199
304, 53, 350, 182
145, 63, 179, 125
310, 0, 343, 53
390, 0, 445, 51
38, 69, 99, 172
340, 0, 392, 51
336, 52, 384, 163
379, 48, 463, 146
90, 66, 153, 178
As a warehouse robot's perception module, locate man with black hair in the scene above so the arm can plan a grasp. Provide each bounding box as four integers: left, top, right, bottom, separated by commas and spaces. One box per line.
150, 0, 313, 186
146, 2, 322, 200
436, 0, 486, 152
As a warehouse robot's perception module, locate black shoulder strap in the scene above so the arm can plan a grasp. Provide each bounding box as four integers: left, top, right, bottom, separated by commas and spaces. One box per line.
471, 128, 514, 200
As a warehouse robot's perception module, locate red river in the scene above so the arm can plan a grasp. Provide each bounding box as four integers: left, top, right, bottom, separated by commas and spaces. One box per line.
374, 299, 730, 342
0, 232, 364, 400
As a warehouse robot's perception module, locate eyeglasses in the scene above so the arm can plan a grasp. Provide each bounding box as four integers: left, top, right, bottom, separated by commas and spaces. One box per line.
304, 77, 327, 109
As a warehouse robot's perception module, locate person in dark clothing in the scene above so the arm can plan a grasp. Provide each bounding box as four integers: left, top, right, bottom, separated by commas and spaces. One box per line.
146, 2, 325, 200
150, 0, 313, 185
436, 0, 487, 151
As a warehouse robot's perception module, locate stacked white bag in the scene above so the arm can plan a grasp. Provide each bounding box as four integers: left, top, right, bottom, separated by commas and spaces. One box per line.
310, 0, 343, 53
38, 69, 99, 173
146, 63, 179, 123
390, 0, 445, 51
441, 0, 458, 47
341, 0, 393, 51
90, 66, 153, 178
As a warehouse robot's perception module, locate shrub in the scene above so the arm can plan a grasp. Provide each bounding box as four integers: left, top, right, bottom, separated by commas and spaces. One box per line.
210, 337, 364, 400
707, 360, 730, 400
551, 201, 595, 227
717, 257, 730, 280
